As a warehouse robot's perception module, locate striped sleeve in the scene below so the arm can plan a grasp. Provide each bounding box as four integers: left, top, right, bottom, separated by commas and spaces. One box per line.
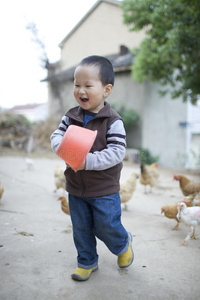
50, 115, 70, 153
86, 119, 126, 171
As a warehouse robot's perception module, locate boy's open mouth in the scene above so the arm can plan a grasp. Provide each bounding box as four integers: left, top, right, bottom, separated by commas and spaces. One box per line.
80, 97, 89, 103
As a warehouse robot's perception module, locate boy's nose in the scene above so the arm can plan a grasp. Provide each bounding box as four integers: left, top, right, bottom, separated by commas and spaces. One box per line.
79, 88, 85, 95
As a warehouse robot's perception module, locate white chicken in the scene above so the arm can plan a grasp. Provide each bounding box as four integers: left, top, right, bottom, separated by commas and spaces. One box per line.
25, 157, 34, 170
177, 202, 200, 245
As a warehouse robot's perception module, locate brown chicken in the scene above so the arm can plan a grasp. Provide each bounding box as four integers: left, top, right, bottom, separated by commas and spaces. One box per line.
58, 195, 70, 215
140, 162, 159, 193
161, 195, 195, 230
173, 174, 200, 196
192, 192, 200, 206
0, 180, 4, 205
119, 172, 139, 210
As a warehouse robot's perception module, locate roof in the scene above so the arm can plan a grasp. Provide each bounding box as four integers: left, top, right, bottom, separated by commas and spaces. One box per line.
59, 0, 120, 48
42, 46, 134, 83
9, 103, 46, 111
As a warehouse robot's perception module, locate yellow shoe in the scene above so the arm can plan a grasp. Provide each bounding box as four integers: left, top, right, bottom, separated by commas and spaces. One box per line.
71, 266, 98, 281
118, 233, 134, 268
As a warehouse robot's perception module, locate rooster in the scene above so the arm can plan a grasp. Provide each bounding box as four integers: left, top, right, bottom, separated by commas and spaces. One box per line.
140, 162, 159, 193
173, 174, 200, 197
177, 202, 200, 245
119, 172, 139, 210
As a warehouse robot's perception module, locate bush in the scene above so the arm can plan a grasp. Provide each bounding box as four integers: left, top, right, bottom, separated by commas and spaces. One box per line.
111, 104, 139, 130
138, 148, 159, 165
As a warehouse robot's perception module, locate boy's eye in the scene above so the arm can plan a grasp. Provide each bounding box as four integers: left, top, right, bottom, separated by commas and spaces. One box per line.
75, 84, 80, 87
86, 85, 92, 88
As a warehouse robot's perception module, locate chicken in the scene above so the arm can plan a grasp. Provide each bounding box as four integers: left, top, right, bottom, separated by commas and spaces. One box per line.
25, 157, 34, 170
0, 180, 4, 205
57, 195, 72, 229
54, 164, 65, 177
192, 193, 200, 206
140, 162, 159, 193
173, 174, 200, 196
161, 195, 194, 230
119, 172, 139, 210
149, 162, 159, 177
58, 195, 70, 215
177, 202, 200, 245
54, 165, 66, 193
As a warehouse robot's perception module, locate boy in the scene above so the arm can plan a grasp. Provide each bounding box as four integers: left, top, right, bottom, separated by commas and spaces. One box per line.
50, 55, 134, 281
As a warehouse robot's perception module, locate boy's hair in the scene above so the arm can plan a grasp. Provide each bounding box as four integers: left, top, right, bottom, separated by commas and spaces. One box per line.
80, 55, 115, 86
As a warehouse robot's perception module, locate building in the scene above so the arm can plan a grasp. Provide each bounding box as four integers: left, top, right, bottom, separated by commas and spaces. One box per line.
42, 0, 200, 169
9, 103, 47, 122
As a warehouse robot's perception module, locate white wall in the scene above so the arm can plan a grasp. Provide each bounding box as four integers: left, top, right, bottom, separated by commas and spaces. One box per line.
186, 100, 200, 168
11, 103, 47, 122
142, 82, 187, 168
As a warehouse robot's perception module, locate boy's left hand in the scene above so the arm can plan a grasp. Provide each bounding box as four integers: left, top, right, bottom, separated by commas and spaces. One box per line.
65, 160, 86, 172
76, 159, 86, 171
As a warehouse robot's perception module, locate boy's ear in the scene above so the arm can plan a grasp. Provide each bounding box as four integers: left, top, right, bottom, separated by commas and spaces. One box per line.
104, 84, 113, 98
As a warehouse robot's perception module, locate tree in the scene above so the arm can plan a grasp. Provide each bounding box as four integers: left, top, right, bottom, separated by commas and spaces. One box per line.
26, 22, 49, 69
121, 0, 200, 104
26, 22, 64, 114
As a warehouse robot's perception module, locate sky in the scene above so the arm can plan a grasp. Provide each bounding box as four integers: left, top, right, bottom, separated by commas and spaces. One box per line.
0, 0, 98, 109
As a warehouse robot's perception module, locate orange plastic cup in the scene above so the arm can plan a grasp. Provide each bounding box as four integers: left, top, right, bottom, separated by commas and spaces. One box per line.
56, 125, 97, 172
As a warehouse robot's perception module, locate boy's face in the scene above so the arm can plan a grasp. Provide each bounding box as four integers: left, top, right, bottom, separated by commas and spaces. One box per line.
73, 64, 112, 113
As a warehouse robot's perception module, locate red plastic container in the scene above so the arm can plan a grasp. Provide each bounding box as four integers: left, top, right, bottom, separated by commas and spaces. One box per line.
56, 125, 97, 172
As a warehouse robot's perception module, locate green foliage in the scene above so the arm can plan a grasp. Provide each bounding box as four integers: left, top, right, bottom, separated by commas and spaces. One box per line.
121, 0, 200, 104
111, 104, 139, 130
138, 147, 159, 164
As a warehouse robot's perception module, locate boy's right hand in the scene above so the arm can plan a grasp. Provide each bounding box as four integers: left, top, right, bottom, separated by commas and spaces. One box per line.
75, 159, 86, 171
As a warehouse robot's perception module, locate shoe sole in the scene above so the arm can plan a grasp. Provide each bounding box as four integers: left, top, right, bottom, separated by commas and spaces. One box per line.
71, 266, 98, 281
119, 233, 134, 268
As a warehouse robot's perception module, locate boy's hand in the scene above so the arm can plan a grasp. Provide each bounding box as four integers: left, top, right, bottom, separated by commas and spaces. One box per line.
76, 159, 86, 171
65, 160, 86, 172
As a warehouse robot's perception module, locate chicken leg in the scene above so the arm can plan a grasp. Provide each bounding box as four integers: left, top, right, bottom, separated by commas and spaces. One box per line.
179, 226, 196, 245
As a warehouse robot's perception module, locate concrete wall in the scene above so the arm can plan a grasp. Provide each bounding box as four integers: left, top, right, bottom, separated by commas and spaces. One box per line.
10, 104, 47, 122
142, 82, 187, 168
48, 80, 76, 118
186, 100, 200, 168
108, 71, 145, 148
190, 133, 200, 169
60, 2, 146, 70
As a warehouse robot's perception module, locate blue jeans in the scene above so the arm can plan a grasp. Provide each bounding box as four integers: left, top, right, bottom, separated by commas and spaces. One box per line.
68, 192, 129, 269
